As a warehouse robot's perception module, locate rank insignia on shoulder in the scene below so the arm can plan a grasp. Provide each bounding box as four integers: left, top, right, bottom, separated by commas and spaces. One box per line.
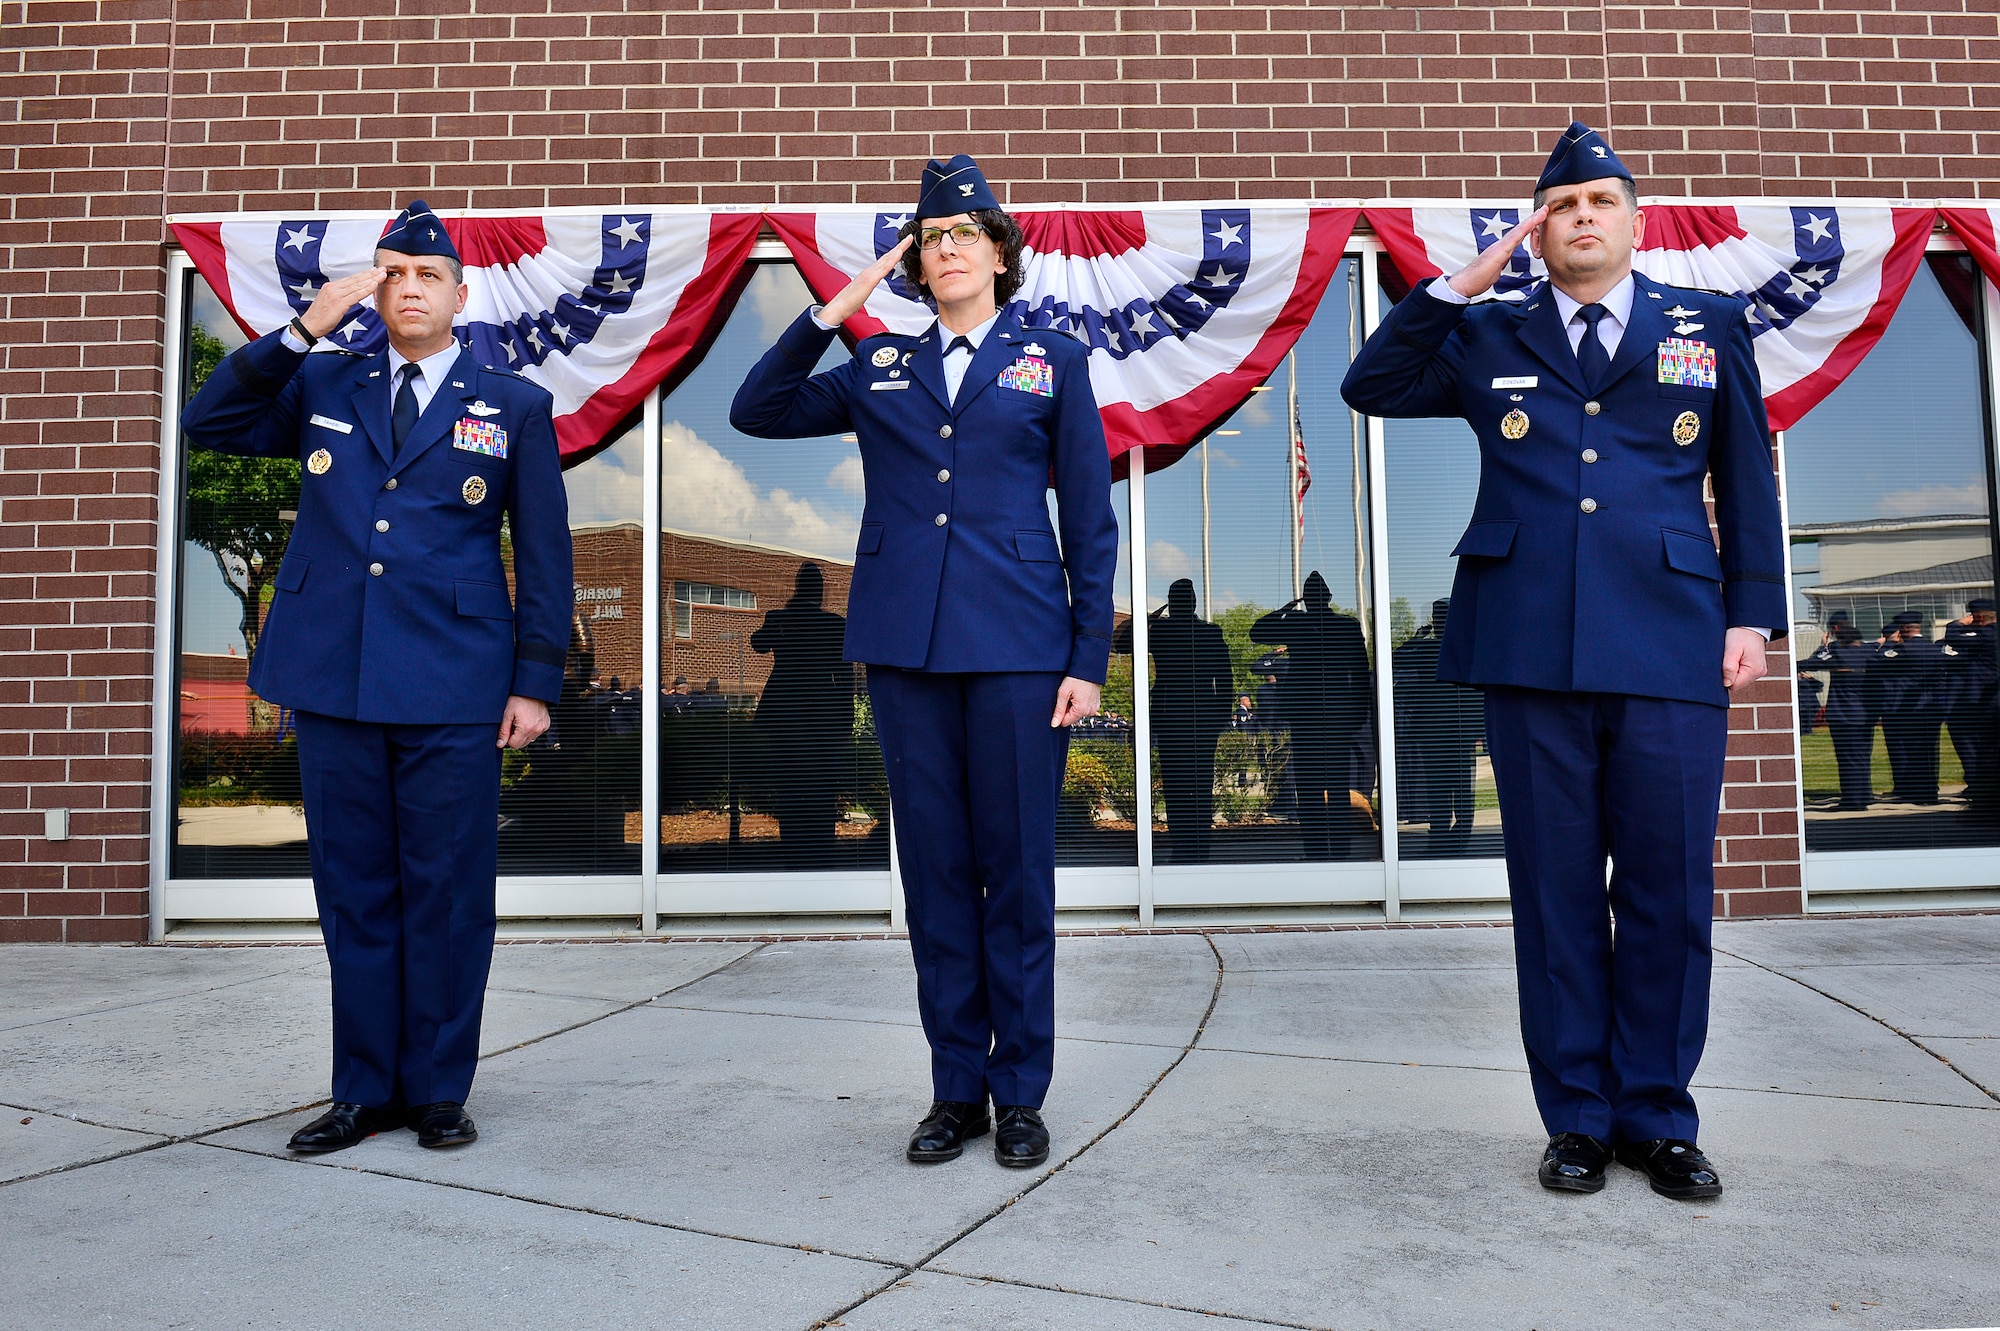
998, 356, 1054, 397
871, 347, 899, 368
454, 418, 509, 458
1657, 337, 1717, 390
465, 400, 503, 418
307, 448, 333, 475
1673, 410, 1701, 446
462, 475, 487, 505
1500, 408, 1529, 440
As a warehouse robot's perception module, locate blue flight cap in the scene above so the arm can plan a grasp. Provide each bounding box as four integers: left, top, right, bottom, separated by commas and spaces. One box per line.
1969, 597, 1995, 612
378, 198, 461, 262
1534, 122, 1634, 193
917, 154, 1001, 221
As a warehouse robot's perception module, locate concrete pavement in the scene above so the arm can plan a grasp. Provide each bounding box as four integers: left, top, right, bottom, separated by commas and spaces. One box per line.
2, 916, 1997, 1330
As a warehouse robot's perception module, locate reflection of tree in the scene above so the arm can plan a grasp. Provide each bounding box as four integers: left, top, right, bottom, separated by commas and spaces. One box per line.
181, 325, 299, 660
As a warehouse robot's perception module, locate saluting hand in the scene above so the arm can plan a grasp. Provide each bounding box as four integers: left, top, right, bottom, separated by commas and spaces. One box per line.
1445, 207, 1547, 300
298, 266, 387, 340
819, 235, 915, 328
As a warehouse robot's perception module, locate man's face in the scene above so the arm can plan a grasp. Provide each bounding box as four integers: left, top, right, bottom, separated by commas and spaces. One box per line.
1900, 623, 1924, 640
375, 250, 466, 351
1531, 179, 1645, 289
1976, 611, 1996, 626
918, 213, 1005, 308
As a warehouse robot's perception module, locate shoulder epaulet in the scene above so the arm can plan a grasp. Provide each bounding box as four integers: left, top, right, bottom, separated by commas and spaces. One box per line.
478, 363, 538, 383
1032, 321, 1087, 345
318, 345, 367, 357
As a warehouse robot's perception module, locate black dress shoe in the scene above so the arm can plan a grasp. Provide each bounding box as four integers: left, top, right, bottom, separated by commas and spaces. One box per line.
907, 1099, 989, 1163
993, 1105, 1050, 1169
1617, 1138, 1722, 1199
407, 1102, 478, 1149
287, 1103, 397, 1155
1538, 1132, 1612, 1193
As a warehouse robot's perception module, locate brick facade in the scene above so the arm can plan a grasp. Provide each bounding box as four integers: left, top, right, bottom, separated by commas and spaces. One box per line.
5, 1, 1998, 938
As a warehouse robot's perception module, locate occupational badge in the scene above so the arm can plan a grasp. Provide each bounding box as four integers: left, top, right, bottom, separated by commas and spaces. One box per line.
464, 399, 503, 418
1024, 342, 1046, 356
307, 448, 332, 475
871, 347, 899, 368
462, 475, 487, 505
1500, 409, 1530, 440
1672, 410, 1701, 446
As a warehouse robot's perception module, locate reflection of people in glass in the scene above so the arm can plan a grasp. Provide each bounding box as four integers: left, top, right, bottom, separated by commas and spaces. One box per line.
1115, 578, 1233, 864
750, 562, 853, 866
1874, 610, 1944, 803
1807, 624, 1876, 810
1943, 597, 1998, 810
1253, 571, 1372, 859
1393, 598, 1484, 855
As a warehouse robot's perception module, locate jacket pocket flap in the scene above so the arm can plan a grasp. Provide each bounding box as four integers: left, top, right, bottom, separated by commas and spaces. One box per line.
454, 579, 515, 619
1662, 527, 1724, 581
855, 522, 884, 555
274, 554, 309, 593
1450, 520, 1519, 559
1015, 529, 1062, 562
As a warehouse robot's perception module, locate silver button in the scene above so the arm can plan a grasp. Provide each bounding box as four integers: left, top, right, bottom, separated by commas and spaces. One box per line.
369, 562, 384, 576
1581, 449, 1598, 464
1580, 498, 1598, 514
937, 469, 950, 483
1584, 401, 1601, 416
939, 424, 953, 439
384, 478, 398, 490
934, 513, 948, 526
375, 519, 390, 532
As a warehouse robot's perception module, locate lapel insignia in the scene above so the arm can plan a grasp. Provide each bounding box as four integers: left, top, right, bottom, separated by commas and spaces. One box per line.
462, 475, 488, 505
465, 399, 503, 418
1500, 408, 1530, 440
306, 448, 333, 475
901, 351, 914, 365
1672, 410, 1701, 446
871, 347, 899, 368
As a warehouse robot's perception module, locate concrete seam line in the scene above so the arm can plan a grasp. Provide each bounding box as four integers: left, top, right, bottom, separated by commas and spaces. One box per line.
473, 941, 774, 1063
906, 1269, 1342, 1331
1715, 947, 2000, 1106
0, 964, 329, 1037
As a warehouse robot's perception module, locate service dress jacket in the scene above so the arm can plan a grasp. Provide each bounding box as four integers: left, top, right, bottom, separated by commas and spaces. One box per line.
180, 331, 574, 724
1342, 272, 1788, 708
730, 310, 1119, 683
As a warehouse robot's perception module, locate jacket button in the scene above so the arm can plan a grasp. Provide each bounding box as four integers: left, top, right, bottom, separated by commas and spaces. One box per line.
375, 519, 390, 532
1581, 449, 1598, 464
934, 513, 948, 526
384, 478, 398, 490
369, 562, 385, 576
1580, 498, 1598, 514
937, 469, 950, 483
939, 424, 953, 439
1584, 401, 1601, 416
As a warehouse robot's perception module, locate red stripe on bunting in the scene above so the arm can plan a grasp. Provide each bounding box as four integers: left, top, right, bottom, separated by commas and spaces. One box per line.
765, 213, 890, 343
1019, 211, 1148, 258
168, 221, 259, 340
1940, 207, 2000, 286
1636, 205, 1749, 250
1359, 207, 1440, 290
442, 217, 550, 269
1762, 205, 1935, 432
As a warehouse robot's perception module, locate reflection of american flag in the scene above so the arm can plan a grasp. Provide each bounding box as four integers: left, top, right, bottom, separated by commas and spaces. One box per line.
1292, 425, 1311, 523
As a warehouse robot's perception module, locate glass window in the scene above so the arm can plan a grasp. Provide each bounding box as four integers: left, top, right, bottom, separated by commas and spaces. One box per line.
1127, 258, 1380, 865
1060, 479, 1137, 868
1786, 253, 2000, 850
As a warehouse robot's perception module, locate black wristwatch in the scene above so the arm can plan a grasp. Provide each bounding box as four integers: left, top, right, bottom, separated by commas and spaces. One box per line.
288, 315, 319, 348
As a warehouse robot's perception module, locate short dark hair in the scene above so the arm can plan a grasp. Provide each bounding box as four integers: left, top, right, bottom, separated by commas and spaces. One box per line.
898, 209, 1027, 308
1532, 177, 1640, 211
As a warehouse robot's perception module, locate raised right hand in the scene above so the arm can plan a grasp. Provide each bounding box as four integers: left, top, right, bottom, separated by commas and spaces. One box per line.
298, 266, 386, 340
818, 235, 914, 328
1445, 207, 1546, 300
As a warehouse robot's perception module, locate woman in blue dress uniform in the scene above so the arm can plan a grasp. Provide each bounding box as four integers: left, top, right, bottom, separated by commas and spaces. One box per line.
733, 156, 1118, 1169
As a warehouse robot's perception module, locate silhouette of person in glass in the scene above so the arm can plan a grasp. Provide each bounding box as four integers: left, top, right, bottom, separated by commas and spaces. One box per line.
1253, 571, 1373, 859
1114, 578, 1233, 864
1807, 622, 1876, 811
751, 562, 854, 866
1393, 598, 1485, 856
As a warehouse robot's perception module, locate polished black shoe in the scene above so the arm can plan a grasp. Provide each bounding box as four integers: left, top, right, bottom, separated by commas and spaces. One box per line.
1617, 1138, 1722, 1199
287, 1103, 397, 1155
408, 1102, 478, 1149
993, 1105, 1050, 1169
907, 1099, 990, 1163
1538, 1132, 1612, 1193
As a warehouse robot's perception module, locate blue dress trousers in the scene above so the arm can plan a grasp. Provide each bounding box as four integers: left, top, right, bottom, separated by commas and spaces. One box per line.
182, 330, 573, 1109
732, 310, 1118, 1108
1343, 275, 1787, 1142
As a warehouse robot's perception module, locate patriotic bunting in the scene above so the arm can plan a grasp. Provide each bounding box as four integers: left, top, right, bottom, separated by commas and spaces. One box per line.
1939, 207, 2000, 294
766, 207, 1360, 474
1364, 203, 1937, 431
170, 210, 763, 464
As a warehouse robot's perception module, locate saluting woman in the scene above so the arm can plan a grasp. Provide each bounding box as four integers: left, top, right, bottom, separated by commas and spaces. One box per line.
732, 155, 1118, 1169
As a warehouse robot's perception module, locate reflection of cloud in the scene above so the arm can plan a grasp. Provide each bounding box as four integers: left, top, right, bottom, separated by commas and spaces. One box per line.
1206, 442, 1241, 469
661, 420, 856, 560
747, 264, 814, 342
1148, 539, 1193, 582
562, 432, 645, 525
1878, 483, 1989, 518
827, 455, 866, 496
1242, 393, 1274, 426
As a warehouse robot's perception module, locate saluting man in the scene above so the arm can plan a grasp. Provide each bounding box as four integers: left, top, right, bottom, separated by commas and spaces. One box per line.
1343, 124, 1787, 1200
732, 155, 1118, 1170
181, 201, 573, 1153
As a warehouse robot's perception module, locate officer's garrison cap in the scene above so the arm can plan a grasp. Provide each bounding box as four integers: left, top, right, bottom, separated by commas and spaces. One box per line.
917, 154, 1002, 222
379, 198, 461, 263
1535, 122, 1634, 193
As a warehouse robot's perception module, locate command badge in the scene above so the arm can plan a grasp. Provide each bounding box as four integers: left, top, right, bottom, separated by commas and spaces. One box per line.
462, 475, 487, 505
1500, 409, 1530, 440
871, 347, 899, 368
307, 448, 332, 475
1672, 410, 1701, 446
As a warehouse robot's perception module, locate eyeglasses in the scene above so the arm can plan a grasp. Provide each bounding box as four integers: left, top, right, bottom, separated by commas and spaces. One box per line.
917, 222, 990, 250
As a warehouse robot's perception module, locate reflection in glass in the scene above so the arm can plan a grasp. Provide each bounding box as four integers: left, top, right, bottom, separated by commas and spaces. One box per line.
1788, 254, 2000, 849
1058, 480, 1139, 867
1128, 259, 1379, 863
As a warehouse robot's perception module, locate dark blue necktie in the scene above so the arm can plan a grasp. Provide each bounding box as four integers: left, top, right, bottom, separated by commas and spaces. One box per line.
391, 362, 421, 457
1576, 303, 1610, 391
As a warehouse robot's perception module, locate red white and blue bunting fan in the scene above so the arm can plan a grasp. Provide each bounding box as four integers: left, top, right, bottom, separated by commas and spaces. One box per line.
170, 210, 763, 463
1364, 203, 1936, 431
768, 207, 1360, 473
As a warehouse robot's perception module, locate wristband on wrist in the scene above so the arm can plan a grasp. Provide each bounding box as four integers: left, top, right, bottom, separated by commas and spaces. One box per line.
288, 316, 319, 348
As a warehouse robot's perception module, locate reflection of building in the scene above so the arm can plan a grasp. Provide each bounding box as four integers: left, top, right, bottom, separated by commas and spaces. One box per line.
179, 652, 253, 734
1795, 514, 1994, 635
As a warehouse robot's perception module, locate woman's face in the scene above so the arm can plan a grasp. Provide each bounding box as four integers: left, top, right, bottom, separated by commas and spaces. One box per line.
919, 212, 1006, 308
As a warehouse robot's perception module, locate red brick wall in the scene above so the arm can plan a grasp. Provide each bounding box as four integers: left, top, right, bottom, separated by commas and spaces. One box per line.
6, 0, 1999, 936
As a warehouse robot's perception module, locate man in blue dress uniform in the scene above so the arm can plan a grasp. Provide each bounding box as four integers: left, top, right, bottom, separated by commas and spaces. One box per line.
1876, 610, 1945, 803
1343, 124, 1787, 1200
1943, 598, 1998, 810
732, 156, 1118, 1169
1806, 624, 1878, 810
181, 201, 574, 1153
